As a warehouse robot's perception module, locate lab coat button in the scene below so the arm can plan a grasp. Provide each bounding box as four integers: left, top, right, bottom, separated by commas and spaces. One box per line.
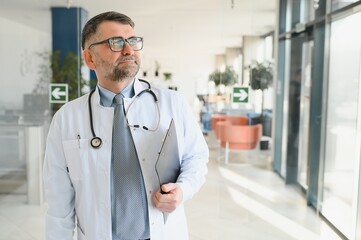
142, 158, 146, 161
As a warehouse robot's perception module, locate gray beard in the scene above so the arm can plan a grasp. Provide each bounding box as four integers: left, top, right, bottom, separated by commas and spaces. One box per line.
108, 57, 141, 82
110, 66, 139, 81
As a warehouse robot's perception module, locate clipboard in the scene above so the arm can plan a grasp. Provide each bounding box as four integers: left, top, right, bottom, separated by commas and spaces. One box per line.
155, 119, 180, 223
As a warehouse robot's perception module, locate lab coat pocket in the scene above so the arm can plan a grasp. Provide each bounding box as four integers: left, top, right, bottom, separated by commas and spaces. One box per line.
63, 139, 89, 181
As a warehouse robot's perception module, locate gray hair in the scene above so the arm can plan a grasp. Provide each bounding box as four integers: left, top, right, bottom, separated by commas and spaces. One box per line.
81, 11, 135, 50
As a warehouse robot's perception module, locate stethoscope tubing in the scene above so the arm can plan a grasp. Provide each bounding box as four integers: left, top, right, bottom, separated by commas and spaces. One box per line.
88, 79, 159, 149
88, 89, 97, 139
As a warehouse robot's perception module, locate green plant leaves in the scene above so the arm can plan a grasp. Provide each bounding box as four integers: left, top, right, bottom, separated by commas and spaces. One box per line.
209, 66, 238, 86
248, 61, 273, 91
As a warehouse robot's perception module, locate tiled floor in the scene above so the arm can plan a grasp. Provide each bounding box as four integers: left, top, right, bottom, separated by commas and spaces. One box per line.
0, 136, 344, 240
185, 148, 342, 240
0, 194, 45, 240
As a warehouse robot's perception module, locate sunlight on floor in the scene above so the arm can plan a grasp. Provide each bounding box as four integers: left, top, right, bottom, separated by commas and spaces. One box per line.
226, 185, 338, 240
219, 166, 279, 202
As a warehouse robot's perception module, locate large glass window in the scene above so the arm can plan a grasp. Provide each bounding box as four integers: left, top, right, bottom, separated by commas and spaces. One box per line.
0, 5, 85, 204
0, 10, 52, 198
279, 0, 289, 34
291, 0, 301, 28
300, 1, 315, 22
331, 0, 360, 11
321, 11, 361, 239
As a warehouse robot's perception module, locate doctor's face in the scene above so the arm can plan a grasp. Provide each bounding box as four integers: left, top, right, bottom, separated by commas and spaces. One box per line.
88, 21, 141, 82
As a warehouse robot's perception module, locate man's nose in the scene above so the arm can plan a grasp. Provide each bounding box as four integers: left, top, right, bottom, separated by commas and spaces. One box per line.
121, 42, 134, 55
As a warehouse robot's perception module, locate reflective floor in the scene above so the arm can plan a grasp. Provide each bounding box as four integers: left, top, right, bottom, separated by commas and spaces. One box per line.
0, 134, 343, 240
185, 143, 342, 240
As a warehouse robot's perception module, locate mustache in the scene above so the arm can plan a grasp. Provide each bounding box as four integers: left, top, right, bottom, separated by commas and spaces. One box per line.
115, 56, 141, 67
117, 56, 137, 62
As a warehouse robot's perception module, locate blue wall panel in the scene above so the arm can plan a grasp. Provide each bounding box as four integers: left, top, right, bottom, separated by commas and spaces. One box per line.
51, 7, 88, 61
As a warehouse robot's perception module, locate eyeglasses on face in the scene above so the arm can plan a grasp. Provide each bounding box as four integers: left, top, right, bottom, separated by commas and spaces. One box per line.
88, 36, 143, 51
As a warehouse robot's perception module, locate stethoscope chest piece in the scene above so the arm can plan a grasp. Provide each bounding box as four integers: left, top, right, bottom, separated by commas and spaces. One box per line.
90, 137, 102, 149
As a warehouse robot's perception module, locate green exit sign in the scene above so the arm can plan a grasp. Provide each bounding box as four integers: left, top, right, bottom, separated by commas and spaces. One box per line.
232, 87, 249, 103
49, 84, 68, 103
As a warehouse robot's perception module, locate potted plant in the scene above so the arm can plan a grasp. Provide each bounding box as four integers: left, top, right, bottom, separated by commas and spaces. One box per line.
247, 61, 273, 145
247, 61, 273, 114
209, 66, 238, 87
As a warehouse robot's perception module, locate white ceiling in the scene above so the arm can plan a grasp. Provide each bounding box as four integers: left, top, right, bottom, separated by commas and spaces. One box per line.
0, 0, 277, 99
0, 0, 276, 58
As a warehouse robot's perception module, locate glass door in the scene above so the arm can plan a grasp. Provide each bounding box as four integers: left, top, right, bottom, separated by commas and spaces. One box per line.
285, 33, 308, 184
320, 10, 361, 239
298, 40, 313, 189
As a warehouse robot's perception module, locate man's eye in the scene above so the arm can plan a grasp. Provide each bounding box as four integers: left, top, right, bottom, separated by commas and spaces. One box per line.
112, 39, 124, 47
128, 40, 137, 45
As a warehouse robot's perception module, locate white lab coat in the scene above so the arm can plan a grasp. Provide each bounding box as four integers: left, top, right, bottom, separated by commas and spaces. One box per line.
43, 79, 209, 240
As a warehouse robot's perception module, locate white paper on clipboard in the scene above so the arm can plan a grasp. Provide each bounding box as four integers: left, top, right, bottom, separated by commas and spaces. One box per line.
155, 118, 180, 223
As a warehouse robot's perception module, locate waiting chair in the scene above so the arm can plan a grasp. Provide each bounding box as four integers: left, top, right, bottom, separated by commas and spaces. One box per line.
217, 121, 262, 164
211, 115, 227, 133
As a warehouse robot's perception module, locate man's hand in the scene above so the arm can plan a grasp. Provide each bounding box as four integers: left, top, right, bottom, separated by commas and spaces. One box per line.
152, 183, 183, 213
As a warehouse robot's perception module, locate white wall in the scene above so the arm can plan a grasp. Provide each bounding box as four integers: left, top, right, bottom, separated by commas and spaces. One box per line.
0, 15, 51, 110
139, 46, 214, 107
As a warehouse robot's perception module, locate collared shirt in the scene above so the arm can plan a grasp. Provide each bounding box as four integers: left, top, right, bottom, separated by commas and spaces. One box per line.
97, 79, 150, 240
97, 80, 135, 107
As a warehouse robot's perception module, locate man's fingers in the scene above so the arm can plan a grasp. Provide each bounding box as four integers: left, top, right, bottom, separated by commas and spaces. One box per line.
153, 192, 176, 212
153, 184, 183, 213
161, 183, 177, 193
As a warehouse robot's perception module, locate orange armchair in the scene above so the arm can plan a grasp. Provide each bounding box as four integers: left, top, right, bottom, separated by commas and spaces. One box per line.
216, 121, 262, 164
224, 115, 248, 126
211, 114, 227, 130
212, 115, 249, 140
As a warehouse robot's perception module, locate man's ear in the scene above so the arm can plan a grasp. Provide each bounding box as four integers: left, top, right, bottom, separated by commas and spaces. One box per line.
83, 49, 96, 70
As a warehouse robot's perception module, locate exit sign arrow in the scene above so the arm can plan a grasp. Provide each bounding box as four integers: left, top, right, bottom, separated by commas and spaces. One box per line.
52, 87, 67, 99
49, 83, 68, 103
232, 86, 249, 103
233, 89, 248, 102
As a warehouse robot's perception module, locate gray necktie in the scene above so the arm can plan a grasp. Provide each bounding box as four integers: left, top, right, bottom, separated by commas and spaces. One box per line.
111, 94, 149, 240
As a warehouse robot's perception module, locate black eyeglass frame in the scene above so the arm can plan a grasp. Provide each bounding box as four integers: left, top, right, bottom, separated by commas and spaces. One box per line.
88, 36, 144, 52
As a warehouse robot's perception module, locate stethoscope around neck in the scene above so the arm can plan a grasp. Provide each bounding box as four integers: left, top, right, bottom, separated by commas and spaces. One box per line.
88, 79, 160, 149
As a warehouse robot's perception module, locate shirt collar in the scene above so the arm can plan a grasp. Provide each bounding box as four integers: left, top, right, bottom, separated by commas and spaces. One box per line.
97, 79, 135, 107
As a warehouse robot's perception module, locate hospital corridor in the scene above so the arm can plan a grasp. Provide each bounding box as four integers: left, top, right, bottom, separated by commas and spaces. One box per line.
1, 0, 361, 239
